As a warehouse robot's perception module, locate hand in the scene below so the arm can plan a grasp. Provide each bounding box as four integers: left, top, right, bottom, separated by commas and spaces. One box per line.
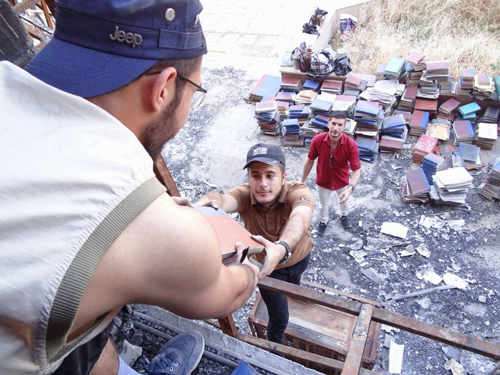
171, 196, 192, 207
338, 187, 352, 205
250, 235, 287, 279
195, 198, 219, 210
235, 242, 259, 286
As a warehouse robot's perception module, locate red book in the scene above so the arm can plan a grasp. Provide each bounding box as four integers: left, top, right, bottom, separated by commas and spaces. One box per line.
406, 52, 425, 65
413, 134, 439, 155
440, 98, 460, 113
403, 86, 418, 100
345, 74, 362, 87
415, 98, 438, 113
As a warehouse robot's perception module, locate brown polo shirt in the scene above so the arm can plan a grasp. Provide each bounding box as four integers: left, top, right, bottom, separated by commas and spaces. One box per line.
226, 181, 314, 270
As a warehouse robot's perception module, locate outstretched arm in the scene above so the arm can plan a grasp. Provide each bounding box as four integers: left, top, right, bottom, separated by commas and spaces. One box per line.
196, 191, 239, 213
301, 158, 315, 183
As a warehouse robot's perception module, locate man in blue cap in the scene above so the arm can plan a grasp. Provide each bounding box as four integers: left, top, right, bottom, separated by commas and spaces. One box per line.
0, 1, 265, 374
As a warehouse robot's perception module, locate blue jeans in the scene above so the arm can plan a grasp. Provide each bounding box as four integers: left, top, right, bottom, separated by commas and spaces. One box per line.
259, 253, 311, 344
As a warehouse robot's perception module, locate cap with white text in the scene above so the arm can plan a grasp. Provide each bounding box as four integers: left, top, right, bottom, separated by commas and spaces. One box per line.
243, 143, 286, 169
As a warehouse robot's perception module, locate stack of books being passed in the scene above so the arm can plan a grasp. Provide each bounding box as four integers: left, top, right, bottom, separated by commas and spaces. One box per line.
247, 75, 282, 103
431, 167, 473, 205
458, 102, 481, 120
412, 134, 438, 163
344, 74, 367, 96
422, 153, 445, 185
384, 58, 406, 80
478, 153, 500, 200
406, 52, 425, 86
474, 122, 498, 150
426, 119, 451, 141
452, 120, 474, 144
321, 79, 343, 95
409, 110, 430, 136
280, 77, 302, 93
398, 85, 418, 111
457, 143, 482, 169
254, 100, 281, 136
356, 137, 379, 162
282, 119, 303, 147
402, 168, 431, 203
458, 68, 474, 95
473, 74, 495, 100
288, 105, 310, 126
437, 98, 460, 121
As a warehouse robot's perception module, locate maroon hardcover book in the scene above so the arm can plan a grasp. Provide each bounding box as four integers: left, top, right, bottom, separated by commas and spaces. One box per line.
414, 98, 438, 112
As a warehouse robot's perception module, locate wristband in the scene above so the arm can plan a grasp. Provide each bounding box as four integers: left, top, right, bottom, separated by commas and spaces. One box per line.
274, 240, 291, 264
348, 183, 355, 191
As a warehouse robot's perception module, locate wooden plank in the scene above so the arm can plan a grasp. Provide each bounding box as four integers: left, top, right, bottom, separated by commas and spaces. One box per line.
153, 155, 180, 197
237, 332, 379, 375
301, 279, 383, 307
13, 0, 39, 15
217, 315, 238, 337
40, 0, 53, 28
341, 304, 374, 375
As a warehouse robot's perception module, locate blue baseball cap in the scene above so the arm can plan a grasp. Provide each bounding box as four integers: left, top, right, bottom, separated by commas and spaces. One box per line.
25, 0, 207, 98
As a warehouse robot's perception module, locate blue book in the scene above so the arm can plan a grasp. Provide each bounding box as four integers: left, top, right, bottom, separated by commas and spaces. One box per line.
385, 58, 405, 74
383, 115, 406, 129
303, 79, 321, 91
458, 102, 481, 116
355, 101, 380, 116
463, 113, 477, 120
458, 143, 480, 162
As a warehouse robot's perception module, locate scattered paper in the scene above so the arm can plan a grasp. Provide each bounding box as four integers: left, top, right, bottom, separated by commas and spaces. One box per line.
417, 269, 442, 285
415, 244, 430, 258
389, 341, 405, 373
444, 358, 465, 375
349, 250, 367, 263
399, 245, 416, 257
443, 273, 468, 290
381, 222, 409, 239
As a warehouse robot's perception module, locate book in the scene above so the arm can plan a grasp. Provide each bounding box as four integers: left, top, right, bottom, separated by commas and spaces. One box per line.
249, 75, 282, 102
414, 98, 438, 113
412, 134, 438, 163
458, 102, 481, 116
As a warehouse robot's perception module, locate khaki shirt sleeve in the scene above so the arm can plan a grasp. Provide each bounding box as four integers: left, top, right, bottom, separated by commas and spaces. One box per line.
226, 184, 251, 214
287, 182, 315, 211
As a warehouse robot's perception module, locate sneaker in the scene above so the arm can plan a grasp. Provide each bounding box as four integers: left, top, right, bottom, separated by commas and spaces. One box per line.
340, 216, 350, 229
317, 222, 327, 236
145, 331, 205, 375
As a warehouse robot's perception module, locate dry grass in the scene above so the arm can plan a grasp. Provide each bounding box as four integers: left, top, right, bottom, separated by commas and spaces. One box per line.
332, 0, 500, 79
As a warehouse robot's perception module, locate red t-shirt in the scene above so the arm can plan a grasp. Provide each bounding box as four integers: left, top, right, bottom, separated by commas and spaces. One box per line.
307, 133, 361, 191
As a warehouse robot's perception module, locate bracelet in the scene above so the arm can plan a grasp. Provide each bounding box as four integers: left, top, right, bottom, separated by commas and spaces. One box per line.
274, 240, 291, 264
348, 183, 356, 191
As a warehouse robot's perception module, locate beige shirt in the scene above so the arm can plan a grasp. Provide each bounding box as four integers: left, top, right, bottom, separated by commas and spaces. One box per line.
227, 181, 314, 269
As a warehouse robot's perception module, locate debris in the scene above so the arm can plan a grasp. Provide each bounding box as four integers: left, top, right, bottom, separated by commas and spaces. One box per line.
441, 345, 462, 362
399, 244, 415, 257
416, 297, 431, 309
381, 325, 400, 334
478, 295, 487, 303
444, 358, 465, 375
415, 243, 430, 258
391, 164, 403, 170
381, 222, 409, 239
448, 219, 465, 231
383, 334, 393, 348
389, 341, 405, 374
416, 269, 442, 285
443, 273, 468, 289
349, 250, 367, 263
120, 340, 143, 366
361, 267, 388, 284
386, 285, 456, 302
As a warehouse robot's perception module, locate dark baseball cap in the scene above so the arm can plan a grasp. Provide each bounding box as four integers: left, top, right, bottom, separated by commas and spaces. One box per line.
243, 143, 286, 169
25, 0, 207, 98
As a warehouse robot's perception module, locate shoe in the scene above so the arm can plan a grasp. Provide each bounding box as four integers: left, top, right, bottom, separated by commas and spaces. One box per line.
144, 331, 205, 375
317, 222, 327, 236
340, 216, 350, 229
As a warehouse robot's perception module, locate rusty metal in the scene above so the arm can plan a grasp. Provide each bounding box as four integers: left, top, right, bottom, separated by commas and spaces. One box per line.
341, 304, 374, 375
217, 315, 238, 337
153, 155, 180, 197
301, 279, 383, 307
236, 332, 379, 375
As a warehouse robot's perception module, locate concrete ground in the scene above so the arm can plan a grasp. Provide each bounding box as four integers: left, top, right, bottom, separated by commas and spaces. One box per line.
160, 1, 500, 374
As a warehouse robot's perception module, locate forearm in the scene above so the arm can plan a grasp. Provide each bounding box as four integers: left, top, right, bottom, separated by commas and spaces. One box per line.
351, 168, 361, 186
196, 191, 225, 206
216, 263, 257, 317
301, 159, 314, 183
278, 207, 312, 252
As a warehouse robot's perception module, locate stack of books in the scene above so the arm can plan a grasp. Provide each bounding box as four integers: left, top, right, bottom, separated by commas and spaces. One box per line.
393, 109, 412, 125
309, 98, 332, 117
425, 61, 451, 93
344, 74, 367, 96
331, 95, 357, 115
481, 107, 500, 124
458, 102, 481, 120
282, 119, 303, 147
343, 119, 357, 137
409, 110, 430, 136
309, 114, 330, 130
302, 78, 321, 92
288, 105, 310, 126
406, 52, 425, 86
402, 168, 431, 203
422, 153, 446, 185
354, 101, 383, 139
398, 86, 418, 111
280, 77, 302, 93
381, 114, 407, 138
414, 98, 438, 115
293, 89, 317, 105
375, 64, 386, 81
478, 153, 500, 200
474, 122, 498, 150
301, 119, 326, 140
431, 167, 473, 205
457, 143, 482, 169
452, 120, 474, 144
275, 91, 294, 105
321, 79, 343, 95
426, 119, 451, 141
276, 101, 289, 120
458, 68, 475, 95
473, 74, 495, 100
412, 134, 438, 163
254, 100, 281, 136
360, 80, 401, 110
437, 98, 460, 121
248, 75, 282, 103
356, 137, 379, 162
384, 58, 406, 80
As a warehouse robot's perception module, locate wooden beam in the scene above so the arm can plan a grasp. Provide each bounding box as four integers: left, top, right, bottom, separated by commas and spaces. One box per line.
13, 0, 39, 15
40, 0, 53, 28
153, 155, 180, 197
217, 315, 238, 337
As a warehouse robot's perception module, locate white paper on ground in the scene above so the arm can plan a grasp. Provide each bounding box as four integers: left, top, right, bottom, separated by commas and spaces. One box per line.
389, 341, 405, 373
443, 273, 469, 289
381, 222, 409, 239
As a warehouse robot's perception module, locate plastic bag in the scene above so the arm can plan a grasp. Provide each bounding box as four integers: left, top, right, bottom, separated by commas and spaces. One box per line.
333, 53, 352, 76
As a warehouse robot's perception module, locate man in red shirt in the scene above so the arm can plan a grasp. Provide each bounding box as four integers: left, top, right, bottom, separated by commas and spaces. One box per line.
301, 112, 361, 234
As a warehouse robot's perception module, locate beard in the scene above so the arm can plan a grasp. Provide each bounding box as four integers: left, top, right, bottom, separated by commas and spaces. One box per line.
141, 99, 181, 160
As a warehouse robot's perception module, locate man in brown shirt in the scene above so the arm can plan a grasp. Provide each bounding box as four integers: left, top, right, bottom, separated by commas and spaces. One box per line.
196, 143, 314, 344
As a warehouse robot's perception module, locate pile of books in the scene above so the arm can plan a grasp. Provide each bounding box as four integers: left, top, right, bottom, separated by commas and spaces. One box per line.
473, 74, 495, 100
458, 102, 481, 121
474, 122, 498, 150
354, 101, 383, 140
398, 85, 418, 111
437, 98, 460, 121
384, 58, 406, 80
457, 143, 482, 169
394, 109, 411, 125
452, 120, 474, 144
406, 52, 426, 85
458, 68, 474, 95
481, 107, 500, 124
282, 119, 304, 147
360, 80, 401, 110
414, 98, 438, 115
409, 110, 430, 136
321, 79, 343, 95
344, 74, 367, 96
431, 167, 473, 205
331, 95, 356, 114
425, 61, 452, 93
275, 91, 294, 105
412, 134, 438, 163
247, 74, 282, 103
478, 153, 500, 200
302, 78, 321, 92
301, 118, 326, 141
402, 168, 431, 203
293, 89, 317, 105
254, 100, 281, 135
356, 137, 379, 162
276, 101, 289, 120
280, 77, 302, 93
309, 114, 329, 130
422, 153, 446, 185
343, 119, 357, 137
380, 114, 407, 152
288, 105, 310, 126
426, 119, 451, 141
309, 98, 332, 117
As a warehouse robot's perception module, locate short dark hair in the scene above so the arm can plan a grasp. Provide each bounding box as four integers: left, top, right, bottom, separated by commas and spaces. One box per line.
330, 111, 347, 120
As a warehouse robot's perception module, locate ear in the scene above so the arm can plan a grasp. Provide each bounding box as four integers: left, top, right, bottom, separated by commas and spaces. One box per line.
282, 172, 287, 184
149, 67, 177, 113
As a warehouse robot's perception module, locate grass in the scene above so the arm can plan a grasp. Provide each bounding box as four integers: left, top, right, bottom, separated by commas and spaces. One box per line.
331, 0, 500, 79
